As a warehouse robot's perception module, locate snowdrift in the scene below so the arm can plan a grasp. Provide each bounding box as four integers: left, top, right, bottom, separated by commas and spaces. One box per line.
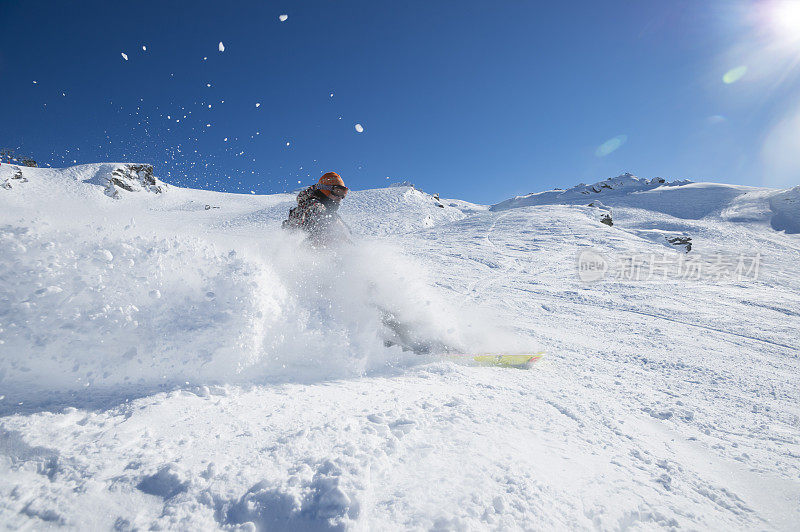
769, 185, 800, 234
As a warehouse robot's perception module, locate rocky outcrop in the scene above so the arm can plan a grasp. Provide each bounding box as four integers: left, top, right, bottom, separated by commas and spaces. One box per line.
104, 164, 166, 198
665, 235, 692, 252
588, 201, 613, 227
1, 166, 27, 190
581, 174, 668, 195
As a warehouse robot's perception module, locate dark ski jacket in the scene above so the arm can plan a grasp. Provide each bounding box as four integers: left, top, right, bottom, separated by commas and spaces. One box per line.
282, 186, 343, 246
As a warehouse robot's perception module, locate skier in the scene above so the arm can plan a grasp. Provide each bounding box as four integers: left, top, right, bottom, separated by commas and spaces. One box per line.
282, 171, 350, 247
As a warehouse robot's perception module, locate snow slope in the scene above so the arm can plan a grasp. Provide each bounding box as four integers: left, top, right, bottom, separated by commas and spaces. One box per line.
1, 164, 799, 530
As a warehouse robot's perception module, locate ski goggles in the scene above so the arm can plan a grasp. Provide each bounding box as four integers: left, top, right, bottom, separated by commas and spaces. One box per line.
316, 184, 349, 198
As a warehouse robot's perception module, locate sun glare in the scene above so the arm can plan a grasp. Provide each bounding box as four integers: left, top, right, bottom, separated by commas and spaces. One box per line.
770, 1, 800, 43
722, 0, 800, 87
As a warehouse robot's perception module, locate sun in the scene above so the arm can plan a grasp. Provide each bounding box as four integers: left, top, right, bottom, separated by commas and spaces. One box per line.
770, 1, 800, 43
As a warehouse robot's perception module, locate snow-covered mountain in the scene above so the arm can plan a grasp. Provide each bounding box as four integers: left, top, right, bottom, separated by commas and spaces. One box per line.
1, 163, 799, 530
492, 172, 688, 210
493, 172, 800, 234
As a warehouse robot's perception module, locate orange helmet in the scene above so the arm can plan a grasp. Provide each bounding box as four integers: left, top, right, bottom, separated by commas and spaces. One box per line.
316, 172, 348, 200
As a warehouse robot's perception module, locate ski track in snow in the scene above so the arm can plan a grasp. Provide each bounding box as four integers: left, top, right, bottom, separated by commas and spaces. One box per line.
1, 164, 799, 530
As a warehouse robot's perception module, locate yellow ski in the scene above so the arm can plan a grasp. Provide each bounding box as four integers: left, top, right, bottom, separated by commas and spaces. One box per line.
443, 353, 545, 369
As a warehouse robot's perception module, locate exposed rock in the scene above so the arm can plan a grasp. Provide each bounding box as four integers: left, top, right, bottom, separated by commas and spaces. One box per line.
104, 164, 166, 199
204, 204, 220, 210
591, 183, 613, 193
665, 235, 692, 252
2, 167, 26, 190
588, 201, 613, 227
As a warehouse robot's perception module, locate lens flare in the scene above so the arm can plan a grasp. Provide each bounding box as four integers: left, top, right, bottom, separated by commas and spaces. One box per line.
595, 135, 627, 157
723, 65, 747, 83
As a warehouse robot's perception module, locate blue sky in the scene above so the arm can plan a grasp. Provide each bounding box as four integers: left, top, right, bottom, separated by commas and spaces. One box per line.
2, 0, 799, 203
